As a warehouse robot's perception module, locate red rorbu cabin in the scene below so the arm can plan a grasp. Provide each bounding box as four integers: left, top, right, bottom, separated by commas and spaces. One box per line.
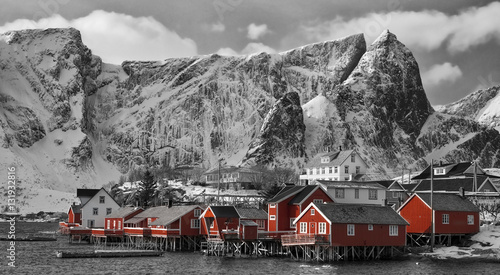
284, 203, 408, 247
148, 205, 205, 237
68, 203, 82, 225
105, 206, 143, 230
267, 185, 334, 235
200, 206, 240, 241
398, 193, 480, 235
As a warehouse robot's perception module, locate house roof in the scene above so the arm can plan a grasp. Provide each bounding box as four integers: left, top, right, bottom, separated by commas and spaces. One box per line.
235, 207, 268, 220
412, 162, 488, 180
106, 206, 142, 218
124, 216, 147, 224
402, 183, 418, 192
316, 180, 385, 190
371, 180, 397, 188
80, 188, 120, 208
313, 203, 408, 225
209, 206, 240, 218
288, 185, 319, 204
413, 177, 493, 192
76, 188, 100, 197
304, 150, 355, 168
149, 205, 201, 226
240, 220, 258, 226
267, 185, 304, 203
70, 204, 82, 214
410, 193, 480, 212
134, 206, 170, 218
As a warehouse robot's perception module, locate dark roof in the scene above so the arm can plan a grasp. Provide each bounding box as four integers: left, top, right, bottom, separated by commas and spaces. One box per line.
402, 183, 418, 192
412, 162, 486, 180
240, 220, 258, 226
317, 180, 385, 190
305, 150, 355, 168
70, 204, 82, 214
236, 207, 268, 220
76, 188, 100, 197
149, 205, 201, 226
106, 206, 142, 218
288, 185, 319, 204
267, 186, 304, 203
413, 177, 492, 192
415, 193, 480, 212
315, 203, 408, 225
371, 180, 396, 188
210, 206, 240, 218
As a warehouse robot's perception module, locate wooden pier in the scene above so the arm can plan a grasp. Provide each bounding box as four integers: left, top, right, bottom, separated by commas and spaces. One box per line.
56, 250, 164, 258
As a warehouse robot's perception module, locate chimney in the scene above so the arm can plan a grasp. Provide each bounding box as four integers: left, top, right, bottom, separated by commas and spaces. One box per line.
459, 187, 465, 198
339, 146, 342, 151
167, 199, 173, 208
439, 160, 443, 166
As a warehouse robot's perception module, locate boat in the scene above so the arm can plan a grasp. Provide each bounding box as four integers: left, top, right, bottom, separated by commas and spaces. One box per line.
56, 250, 164, 258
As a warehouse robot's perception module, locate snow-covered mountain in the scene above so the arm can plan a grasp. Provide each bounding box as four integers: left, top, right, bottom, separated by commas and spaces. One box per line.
1, 28, 499, 213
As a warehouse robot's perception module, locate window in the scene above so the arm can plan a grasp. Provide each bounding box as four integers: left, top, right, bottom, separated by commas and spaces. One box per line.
389, 225, 398, 236
93, 208, 98, 215
329, 167, 333, 174
442, 214, 449, 224
319, 222, 327, 234
321, 167, 325, 174
335, 188, 345, 198
356, 166, 360, 174
194, 209, 202, 217
368, 224, 373, 231
354, 189, 359, 199
191, 219, 200, 228
106, 208, 112, 215
270, 203, 276, 208
300, 222, 307, 233
118, 221, 121, 229
210, 221, 214, 228
344, 166, 349, 173
87, 220, 95, 228
311, 209, 315, 215
270, 215, 276, 220
434, 168, 445, 175
290, 218, 296, 228
347, 224, 355, 236
308, 169, 312, 175
313, 199, 323, 204
351, 154, 355, 162
107, 220, 110, 229
369, 189, 377, 200
113, 220, 116, 229
257, 220, 265, 229
99, 196, 105, 204
468, 215, 474, 225
334, 167, 338, 173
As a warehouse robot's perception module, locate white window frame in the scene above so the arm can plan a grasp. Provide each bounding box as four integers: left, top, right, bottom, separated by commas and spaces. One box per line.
290, 218, 296, 228
191, 219, 200, 228
335, 188, 345, 199
194, 209, 202, 217
347, 224, 355, 236
106, 208, 112, 215
351, 154, 355, 162
442, 214, 449, 224
300, 222, 307, 233
269, 203, 276, 208
334, 166, 338, 173
257, 220, 265, 229
389, 225, 398, 236
369, 189, 377, 200
107, 220, 110, 229
118, 221, 121, 229
93, 208, 98, 215
467, 215, 474, 225
368, 224, 373, 231
210, 220, 214, 228
311, 209, 315, 215
318, 222, 326, 234
344, 166, 349, 173
270, 215, 276, 220
99, 196, 105, 204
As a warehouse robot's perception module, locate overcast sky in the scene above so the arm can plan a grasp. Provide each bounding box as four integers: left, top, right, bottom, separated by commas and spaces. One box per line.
1, 0, 499, 105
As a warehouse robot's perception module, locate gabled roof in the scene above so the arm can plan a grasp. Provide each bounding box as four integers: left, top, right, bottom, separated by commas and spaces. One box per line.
402, 183, 418, 193
413, 177, 495, 192
149, 205, 202, 226
70, 204, 82, 214
135, 206, 170, 218
412, 162, 487, 180
106, 206, 143, 218
402, 193, 480, 212
267, 185, 304, 203
316, 180, 385, 190
304, 150, 355, 168
80, 187, 120, 208
240, 220, 258, 226
77, 188, 100, 197
370, 180, 395, 188
209, 206, 240, 218
288, 185, 319, 204
301, 203, 408, 225
124, 216, 147, 224
235, 207, 268, 220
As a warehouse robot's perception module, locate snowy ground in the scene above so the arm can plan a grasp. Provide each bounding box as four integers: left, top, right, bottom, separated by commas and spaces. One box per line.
422, 224, 500, 260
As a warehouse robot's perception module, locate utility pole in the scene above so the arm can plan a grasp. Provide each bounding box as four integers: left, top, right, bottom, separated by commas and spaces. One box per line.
430, 159, 435, 252
218, 159, 221, 205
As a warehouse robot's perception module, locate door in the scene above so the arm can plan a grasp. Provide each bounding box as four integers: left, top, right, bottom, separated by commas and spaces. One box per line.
310, 222, 316, 234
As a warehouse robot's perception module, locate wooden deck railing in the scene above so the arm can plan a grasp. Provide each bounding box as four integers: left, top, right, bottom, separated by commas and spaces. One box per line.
281, 234, 330, 246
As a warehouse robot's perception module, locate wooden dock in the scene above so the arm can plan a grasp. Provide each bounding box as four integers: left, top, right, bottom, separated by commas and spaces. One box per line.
56, 250, 164, 258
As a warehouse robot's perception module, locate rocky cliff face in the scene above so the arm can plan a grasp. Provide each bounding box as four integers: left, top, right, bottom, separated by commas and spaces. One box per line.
1, 28, 500, 212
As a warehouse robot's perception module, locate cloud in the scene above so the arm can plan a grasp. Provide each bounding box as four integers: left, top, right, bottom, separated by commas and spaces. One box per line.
204, 21, 225, 32
247, 23, 270, 40
216, 47, 239, 56
288, 2, 500, 53
422, 63, 463, 86
216, 42, 277, 56
0, 10, 198, 64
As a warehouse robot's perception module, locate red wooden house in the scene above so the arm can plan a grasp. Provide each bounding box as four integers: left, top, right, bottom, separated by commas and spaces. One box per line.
267, 185, 334, 234
398, 193, 480, 235
235, 207, 268, 231
68, 203, 82, 225
284, 203, 408, 247
105, 206, 143, 230
148, 205, 205, 237
200, 206, 240, 240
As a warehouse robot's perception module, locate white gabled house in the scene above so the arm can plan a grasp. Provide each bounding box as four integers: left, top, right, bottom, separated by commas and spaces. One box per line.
299, 149, 368, 185
79, 187, 120, 228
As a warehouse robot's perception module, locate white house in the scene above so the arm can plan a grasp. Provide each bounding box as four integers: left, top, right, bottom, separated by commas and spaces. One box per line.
314, 180, 387, 206
299, 149, 368, 185
79, 188, 120, 228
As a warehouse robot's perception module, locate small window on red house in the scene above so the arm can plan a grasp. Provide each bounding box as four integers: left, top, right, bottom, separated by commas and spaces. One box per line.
269, 203, 276, 208
270, 215, 276, 220
311, 209, 315, 215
